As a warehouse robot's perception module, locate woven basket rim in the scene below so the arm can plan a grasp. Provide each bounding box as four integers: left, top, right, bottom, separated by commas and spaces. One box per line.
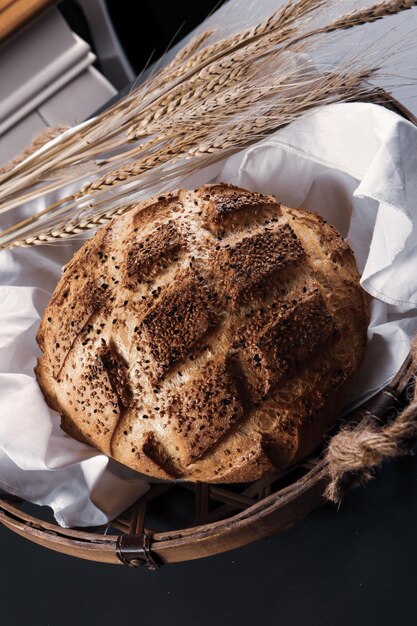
1, 88, 416, 567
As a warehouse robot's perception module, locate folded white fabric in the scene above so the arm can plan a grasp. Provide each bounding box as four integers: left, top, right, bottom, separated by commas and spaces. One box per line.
1, 101, 416, 528
220, 102, 417, 403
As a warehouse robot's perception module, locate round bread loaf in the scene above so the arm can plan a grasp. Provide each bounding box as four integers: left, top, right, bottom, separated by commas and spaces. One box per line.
35, 183, 368, 482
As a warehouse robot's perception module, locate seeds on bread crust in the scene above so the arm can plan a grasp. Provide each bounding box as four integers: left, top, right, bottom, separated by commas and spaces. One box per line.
35, 183, 368, 483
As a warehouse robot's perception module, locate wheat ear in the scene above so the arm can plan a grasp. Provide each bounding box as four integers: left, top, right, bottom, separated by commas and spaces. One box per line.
291, 0, 417, 44
2, 1, 416, 249
146, 29, 214, 88
0, 0, 324, 199
147, 0, 328, 90
1, 65, 374, 249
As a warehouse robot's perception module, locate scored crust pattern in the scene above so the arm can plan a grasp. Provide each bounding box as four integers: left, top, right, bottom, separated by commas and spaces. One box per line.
35, 184, 368, 482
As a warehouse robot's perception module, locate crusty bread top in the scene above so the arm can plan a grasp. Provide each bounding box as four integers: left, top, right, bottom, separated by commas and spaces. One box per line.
35, 183, 368, 482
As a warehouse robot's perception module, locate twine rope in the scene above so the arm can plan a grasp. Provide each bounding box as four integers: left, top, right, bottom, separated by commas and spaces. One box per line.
325, 340, 417, 502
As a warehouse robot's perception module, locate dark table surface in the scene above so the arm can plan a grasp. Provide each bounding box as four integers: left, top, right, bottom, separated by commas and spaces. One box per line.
1, 453, 417, 626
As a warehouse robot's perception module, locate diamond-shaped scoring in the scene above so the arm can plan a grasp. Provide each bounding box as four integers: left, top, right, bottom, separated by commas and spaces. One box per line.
135, 270, 219, 384
196, 183, 279, 235
238, 287, 338, 400
171, 357, 247, 465
213, 223, 305, 304
125, 220, 183, 283
36, 185, 367, 483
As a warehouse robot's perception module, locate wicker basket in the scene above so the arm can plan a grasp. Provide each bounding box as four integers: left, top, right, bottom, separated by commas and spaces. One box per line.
1, 90, 416, 568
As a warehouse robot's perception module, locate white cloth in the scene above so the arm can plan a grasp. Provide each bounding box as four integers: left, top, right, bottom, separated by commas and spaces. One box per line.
1, 102, 417, 527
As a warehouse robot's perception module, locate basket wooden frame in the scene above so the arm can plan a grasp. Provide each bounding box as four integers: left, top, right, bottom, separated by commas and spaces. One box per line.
1, 90, 416, 568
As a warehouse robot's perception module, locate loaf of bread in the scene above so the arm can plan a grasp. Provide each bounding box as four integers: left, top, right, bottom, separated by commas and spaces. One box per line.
35, 183, 368, 482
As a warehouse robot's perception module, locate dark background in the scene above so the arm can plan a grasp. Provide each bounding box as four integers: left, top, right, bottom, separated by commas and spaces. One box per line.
1, 455, 417, 625
1, 2, 417, 625
60, 0, 226, 80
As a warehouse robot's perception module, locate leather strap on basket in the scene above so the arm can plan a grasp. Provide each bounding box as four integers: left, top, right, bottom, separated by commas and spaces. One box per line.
116, 533, 160, 569
325, 340, 417, 503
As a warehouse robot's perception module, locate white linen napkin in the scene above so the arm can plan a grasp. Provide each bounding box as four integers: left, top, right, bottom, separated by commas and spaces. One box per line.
1, 101, 417, 528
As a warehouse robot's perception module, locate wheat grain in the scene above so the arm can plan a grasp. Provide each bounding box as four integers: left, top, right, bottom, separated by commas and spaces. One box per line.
0, 1, 416, 249
126, 24, 300, 141
148, 0, 327, 90
0, 66, 375, 249
10, 204, 133, 248
291, 0, 417, 44
147, 29, 214, 89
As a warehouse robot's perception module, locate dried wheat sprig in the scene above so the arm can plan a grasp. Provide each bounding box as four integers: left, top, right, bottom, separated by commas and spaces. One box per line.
132, 56, 310, 138
76, 4, 325, 145
322, 0, 417, 30
8, 133, 192, 229
133, 84, 251, 138
0, 1, 334, 201
0, 65, 376, 249
100, 2, 320, 117
187, 70, 374, 157
290, 0, 417, 45
1, 1, 416, 249
0, 0, 401, 205
0, 76, 155, 195
0, 121, 115, 206
119, 0, 417, 144
0, 133, 168, 216
147, 0, 327, 90
127, 63, 251, 139
114, 0, 414, 123
5, 69, 370, 241
0, 54, 200, 199
64, 68, 320, 197
126, 24, 301, 141
37, 64, 263, 187
146, 29, 214, 88
0, 51, 371, 227
0, 99, 158, 206
84, 68, 375, 183
0, 31, 291, 203
12, 204, 134, 247
0, 18, 296, 203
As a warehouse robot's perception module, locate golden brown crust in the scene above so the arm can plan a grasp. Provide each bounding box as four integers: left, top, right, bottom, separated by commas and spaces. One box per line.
213, 223, 305, 304
125, 220, 183, 282
35, 183, 368, 483
136, 270, 218, 384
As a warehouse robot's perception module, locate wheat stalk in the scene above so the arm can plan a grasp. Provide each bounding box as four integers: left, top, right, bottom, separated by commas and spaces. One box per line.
0, 0, 416, 249
0, 0, 397, 204
129, 48, 313, 139
126, 21, 303, 140
0, 18, 299, 208
0, 65, 375, 249
321, 0, 417, 30
187, 70, 373, 157
148, 0, 327, 91
0, 1, 358, 203
40, 54, 311, 199
291, 0, 417, 44
127, 0, 417, 142
12, 204, 134, 247
127, 62, 251, 139
146, 29, 214, 88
